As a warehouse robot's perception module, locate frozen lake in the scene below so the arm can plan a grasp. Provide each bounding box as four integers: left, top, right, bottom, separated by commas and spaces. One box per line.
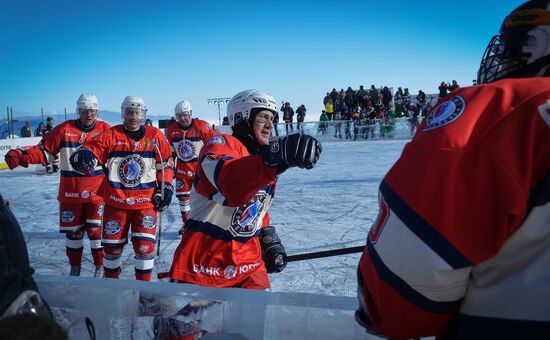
0, 139, 408, 297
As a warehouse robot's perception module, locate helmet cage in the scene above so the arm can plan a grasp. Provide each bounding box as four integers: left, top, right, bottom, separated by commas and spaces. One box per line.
477, 34, 527, 84
477, 3, 550, 84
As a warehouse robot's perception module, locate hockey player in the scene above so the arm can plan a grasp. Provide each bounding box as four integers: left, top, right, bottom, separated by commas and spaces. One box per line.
166, 100, 217, 234
356, 1, 550, 339
4, 94, 110, 277
70, 96, 173, 281
167, 89, 322, 290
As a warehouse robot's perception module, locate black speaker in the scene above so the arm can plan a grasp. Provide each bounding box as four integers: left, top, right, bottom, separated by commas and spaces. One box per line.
158, 119, 172, 129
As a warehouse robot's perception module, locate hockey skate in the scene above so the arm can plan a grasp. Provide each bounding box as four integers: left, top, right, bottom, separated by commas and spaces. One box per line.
70, 265, 81, 276
94, 266, 104, 278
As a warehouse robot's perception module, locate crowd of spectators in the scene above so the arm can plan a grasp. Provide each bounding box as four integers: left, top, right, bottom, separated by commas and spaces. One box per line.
318, 85, 429, 139
315, 81, 463, 139
438, 80, 460, 98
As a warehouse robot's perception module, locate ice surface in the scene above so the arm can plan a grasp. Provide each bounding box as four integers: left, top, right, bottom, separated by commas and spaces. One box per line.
0, 139, 408, 297
1, 139, 412, 339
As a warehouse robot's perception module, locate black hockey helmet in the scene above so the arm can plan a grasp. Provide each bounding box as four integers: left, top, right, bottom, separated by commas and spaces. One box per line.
477, 0, 550, 84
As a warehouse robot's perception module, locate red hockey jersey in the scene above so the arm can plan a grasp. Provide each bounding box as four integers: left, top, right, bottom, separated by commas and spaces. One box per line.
358, 78, 550, 339
166, 119, 217, 177
82, 125, 173, 210
169, 134, 278, 287
26, 120, 111, 204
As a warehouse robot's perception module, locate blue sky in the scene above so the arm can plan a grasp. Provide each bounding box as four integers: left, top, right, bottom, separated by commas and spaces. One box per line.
0, 0, 523, 124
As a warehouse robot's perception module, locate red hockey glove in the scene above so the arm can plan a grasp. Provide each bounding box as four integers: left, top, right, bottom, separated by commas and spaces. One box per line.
5, 149, 30, 170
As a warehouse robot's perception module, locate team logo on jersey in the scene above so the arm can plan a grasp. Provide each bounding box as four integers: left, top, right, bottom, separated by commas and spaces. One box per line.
369, 192, 389, 245
142, 215, 156, 229
61, 210, 75, 223
176, 140, 197, 161
229, 191, 268, 237
117, 155, 145, 187
224, 265, 237, 279
104, 220, 121, 235
207, 135, 226, 146
424, 95, 465, 131
175, 180, 184, 190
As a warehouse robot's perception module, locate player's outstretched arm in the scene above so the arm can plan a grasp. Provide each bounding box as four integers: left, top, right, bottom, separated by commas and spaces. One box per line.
260, 134, 322, 174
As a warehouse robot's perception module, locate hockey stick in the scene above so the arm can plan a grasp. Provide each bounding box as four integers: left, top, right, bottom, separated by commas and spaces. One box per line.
285, 245, 365, 262
153, 140, 165, 257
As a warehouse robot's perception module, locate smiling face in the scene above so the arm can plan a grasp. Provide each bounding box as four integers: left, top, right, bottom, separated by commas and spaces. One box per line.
252, 110, 274, 146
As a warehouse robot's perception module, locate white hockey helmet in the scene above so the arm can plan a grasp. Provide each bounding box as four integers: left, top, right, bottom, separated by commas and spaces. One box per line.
174, 100, 192, 114
121, 95, 147, 120
76, 94, 99, 112
226, 89, 277, 128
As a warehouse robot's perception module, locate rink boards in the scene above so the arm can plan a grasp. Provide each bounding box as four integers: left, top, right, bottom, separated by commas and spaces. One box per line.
35, 274, 375, 340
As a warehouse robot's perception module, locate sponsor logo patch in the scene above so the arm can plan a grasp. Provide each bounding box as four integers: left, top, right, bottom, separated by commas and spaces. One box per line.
61, 210, 75, 223
110, 195, 124, 204
175, 180, 184, 190
193, 264, 221, 276
117, 155, 145, 187
64, 192, 80, 198
424, 95, 465, 131
207, 135, 226, 146
81, 190, 90, 199
142, 215, 156, 229
224, 265, 236, 279
104, 220, 121, 235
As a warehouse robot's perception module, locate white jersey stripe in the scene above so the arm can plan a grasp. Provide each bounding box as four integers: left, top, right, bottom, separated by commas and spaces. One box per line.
460, 202, 550, 321
104, 257, 122, 269
131, 232, 156, 241
201, 157, 222, 192
89, 239, 102, 249
374, 208, 471, 303
65, 238, 84, 249
102, 238, 127, 245
134, 258, 155, 270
